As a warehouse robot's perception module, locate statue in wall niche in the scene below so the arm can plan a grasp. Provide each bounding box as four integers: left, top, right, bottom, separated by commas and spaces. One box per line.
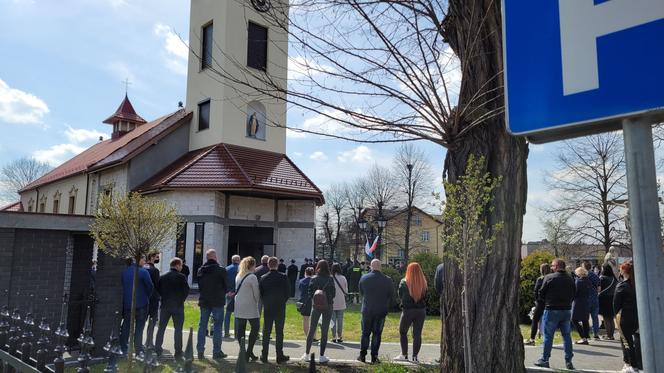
249, 112, 259, 137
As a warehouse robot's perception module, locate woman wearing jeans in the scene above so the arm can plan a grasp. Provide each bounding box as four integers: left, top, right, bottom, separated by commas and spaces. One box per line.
330, 263, 348, 343
301, 260, 335, 364
395, 262, 427, 362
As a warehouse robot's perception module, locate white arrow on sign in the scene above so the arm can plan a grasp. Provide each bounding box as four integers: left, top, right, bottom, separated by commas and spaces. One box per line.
559, 0, 664, 96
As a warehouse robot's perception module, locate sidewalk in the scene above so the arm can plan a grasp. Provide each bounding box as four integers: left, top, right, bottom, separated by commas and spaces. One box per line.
153, 328, 624, 372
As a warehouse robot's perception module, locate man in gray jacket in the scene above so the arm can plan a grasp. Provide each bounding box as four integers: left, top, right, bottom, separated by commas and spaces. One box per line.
358, 259, 394, 364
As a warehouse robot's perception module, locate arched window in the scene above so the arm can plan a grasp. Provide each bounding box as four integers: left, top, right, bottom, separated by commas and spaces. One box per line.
246, 101, 266, 140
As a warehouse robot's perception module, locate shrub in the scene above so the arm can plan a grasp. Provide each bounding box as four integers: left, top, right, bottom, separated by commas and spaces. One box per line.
519, 250, 555, 323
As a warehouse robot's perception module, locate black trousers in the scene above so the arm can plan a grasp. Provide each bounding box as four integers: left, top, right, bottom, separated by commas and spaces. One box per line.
236, 318, 260, 355
621, 323, 642, 369
572, 318, 590, 339
530, 302, 545, 340
155, 306, 185, 355
262, 306, 286, 358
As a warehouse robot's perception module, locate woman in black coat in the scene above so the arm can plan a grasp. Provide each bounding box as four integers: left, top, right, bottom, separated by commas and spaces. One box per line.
598, 264, 617, 339
572, 266, 592, 344
524, 263, 551, 345
614, 261, 642, 370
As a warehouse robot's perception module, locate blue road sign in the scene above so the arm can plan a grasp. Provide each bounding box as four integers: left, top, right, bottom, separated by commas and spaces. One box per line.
502, 0, 664, 143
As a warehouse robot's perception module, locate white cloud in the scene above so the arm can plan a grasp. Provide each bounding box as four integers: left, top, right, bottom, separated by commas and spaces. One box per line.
0, 78, 49, 124
154, 23, 189, 76
33, 143, 86, 166
309, 151, 328, 161
337, 145, 373, 163
64, 126, 109, 143
291, 109, 358, 138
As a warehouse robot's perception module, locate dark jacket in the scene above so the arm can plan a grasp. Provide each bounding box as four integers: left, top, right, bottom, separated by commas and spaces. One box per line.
259, 269, 290, 310
398, 279, 426, 310
572, 277, 592, 321
146, 263, 160, 302
534, 276, 545, 305
287, 264, 299, 278
255, 264, 270, 278
278, 263, 287, 273
434, 263, 444, 296
539, 270, 575, 310
307, 274, 336, 310
122, 264, 154, 309
197, 259, 228, 308
359, 270, 395, 316
614, 280, 638, 331
181, 264, 190, 280
298, 277, 313, 316
157, 268, 190, 309
598, 274, 617, 317
349, 265, 362, 292
299, 263, 308, 279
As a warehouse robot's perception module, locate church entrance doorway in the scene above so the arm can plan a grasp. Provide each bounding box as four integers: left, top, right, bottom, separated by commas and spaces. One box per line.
227, 226, 274, 263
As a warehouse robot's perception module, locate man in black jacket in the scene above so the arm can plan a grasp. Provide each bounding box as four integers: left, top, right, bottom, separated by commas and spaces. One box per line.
358, 259, 395, 364
278, 258, 287, 273
259, 257, 291, 364
155, 258, 189, 358
196, 249, 228, 360
144, 252, 161, 348
287, 260, 299, 298
535, 258, 576, 370
299, 258, 309, 279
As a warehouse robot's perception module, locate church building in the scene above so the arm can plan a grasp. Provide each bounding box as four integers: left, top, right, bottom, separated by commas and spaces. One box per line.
10, 0, 323, 284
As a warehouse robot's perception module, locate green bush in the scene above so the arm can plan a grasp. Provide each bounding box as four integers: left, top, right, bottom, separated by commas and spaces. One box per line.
519, 250, 555, 322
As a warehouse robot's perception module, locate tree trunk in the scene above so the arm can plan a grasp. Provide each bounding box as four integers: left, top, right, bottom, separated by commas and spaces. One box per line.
404, 208, 413, 263
440, 0, 529, 372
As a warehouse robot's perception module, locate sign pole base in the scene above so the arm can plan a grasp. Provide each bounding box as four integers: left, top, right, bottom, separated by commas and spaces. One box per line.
622, 118, 664, 372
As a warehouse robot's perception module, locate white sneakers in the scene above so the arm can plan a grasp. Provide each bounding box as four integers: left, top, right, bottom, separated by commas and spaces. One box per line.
300, 353, 309, 362
621, 364, 640, 373
394, 354, 408, 361
319, 355, 329, 364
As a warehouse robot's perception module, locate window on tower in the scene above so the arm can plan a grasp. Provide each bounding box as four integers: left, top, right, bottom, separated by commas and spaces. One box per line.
202, 22, 213, 69
198, 100, 210, 131
247, 22, 268, 71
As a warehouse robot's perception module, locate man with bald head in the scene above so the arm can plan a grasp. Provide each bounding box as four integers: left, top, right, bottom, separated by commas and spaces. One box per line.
357, 259, 394, 364
196, 249, 229, 360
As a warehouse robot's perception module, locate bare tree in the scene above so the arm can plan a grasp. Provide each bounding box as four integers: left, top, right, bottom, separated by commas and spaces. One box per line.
343, 180, 367, 260
544, 133, 628, 252
319, 184, 347, 261
393, 143, 434, 262
191, 1, 529, 370
541, 213, 575, 259
0, 157, 52, 200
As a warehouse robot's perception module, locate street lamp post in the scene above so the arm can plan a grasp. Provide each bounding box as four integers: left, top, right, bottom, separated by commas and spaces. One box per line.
358, 213, 387, 260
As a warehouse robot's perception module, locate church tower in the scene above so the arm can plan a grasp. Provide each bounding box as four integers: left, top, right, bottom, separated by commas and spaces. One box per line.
185, 0, 288, 154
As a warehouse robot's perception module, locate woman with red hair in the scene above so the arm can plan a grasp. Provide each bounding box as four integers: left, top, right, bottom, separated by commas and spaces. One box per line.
395, 262, 428, 362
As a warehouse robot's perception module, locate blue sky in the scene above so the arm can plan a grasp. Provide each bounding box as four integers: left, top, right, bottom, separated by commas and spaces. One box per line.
0, 0, 562, 241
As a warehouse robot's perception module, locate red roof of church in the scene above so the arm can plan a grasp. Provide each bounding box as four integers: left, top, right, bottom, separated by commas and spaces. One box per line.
20, 110, 190, 192
136, 143, 324, 204
102, 94, 147, 124
0, 201, 23, 212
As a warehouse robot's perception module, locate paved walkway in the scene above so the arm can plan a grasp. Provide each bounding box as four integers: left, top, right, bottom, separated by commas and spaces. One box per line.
151, 328, 624, 372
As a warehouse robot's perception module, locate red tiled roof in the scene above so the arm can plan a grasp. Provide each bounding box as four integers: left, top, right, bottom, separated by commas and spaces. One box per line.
20, 110, 187, 192
103, 94, 147, 124
137, 143, 324, 204
0, 201, 23, 212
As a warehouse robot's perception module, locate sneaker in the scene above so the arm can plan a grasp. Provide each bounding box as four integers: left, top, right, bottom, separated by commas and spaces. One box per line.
337, 338, 344, 343
394, 354, 408, 361
197, 352, 206, 360
301, 353, 310, 362
213, 351, 227, 360
357, 355, 366, 363
319, 355, 329, 364
523, 339, 535, 346
575, 339, 589, 345
534, 359, 549, 368
276, 355, 290, 364
260, 355, 268, 364
371, 356, 381, 364
412, 356, 419, 363
246, 352, 258, 362
331, 338, 338, 343
594, 335, 601, 341
566, 361, 575, 370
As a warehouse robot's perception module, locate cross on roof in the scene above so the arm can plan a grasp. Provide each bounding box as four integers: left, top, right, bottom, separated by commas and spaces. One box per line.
123, 78, 132, 94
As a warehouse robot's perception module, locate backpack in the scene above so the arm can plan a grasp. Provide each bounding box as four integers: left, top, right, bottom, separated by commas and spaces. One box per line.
312, 277, 333, 311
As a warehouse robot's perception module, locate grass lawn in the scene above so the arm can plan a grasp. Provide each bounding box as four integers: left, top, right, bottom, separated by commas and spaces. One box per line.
66, 360, 438, 372
175, 301, 580, 346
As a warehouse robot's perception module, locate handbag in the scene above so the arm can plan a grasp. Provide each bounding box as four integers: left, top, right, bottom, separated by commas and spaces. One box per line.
227, 274, 251, 313
313, 278, 333, 311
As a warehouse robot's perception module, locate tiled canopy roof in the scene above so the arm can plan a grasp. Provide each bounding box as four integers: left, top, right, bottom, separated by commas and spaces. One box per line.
0, 201, 23, 212
102, 94, 147, 124
20, 110, 189, 192
137, 143, 324, 204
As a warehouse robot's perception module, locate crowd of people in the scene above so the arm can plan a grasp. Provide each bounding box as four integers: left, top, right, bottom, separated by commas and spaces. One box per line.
117, 250, 441, 365
530, 257, 642, 372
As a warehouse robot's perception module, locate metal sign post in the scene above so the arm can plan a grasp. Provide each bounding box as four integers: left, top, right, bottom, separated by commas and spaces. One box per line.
622, 118, 664, 372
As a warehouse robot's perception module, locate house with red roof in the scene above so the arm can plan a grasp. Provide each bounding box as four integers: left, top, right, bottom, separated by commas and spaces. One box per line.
11, 0, 323, 285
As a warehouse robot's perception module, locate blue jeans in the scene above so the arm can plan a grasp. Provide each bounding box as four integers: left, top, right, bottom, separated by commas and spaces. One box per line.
540, 309, 573, 363
223, 296, 234, 336
331, 310, 344, 339
197, 307, 224, 354
589, 296, 600, 336
120, 306, 148, 354
360, 313, 386, 358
